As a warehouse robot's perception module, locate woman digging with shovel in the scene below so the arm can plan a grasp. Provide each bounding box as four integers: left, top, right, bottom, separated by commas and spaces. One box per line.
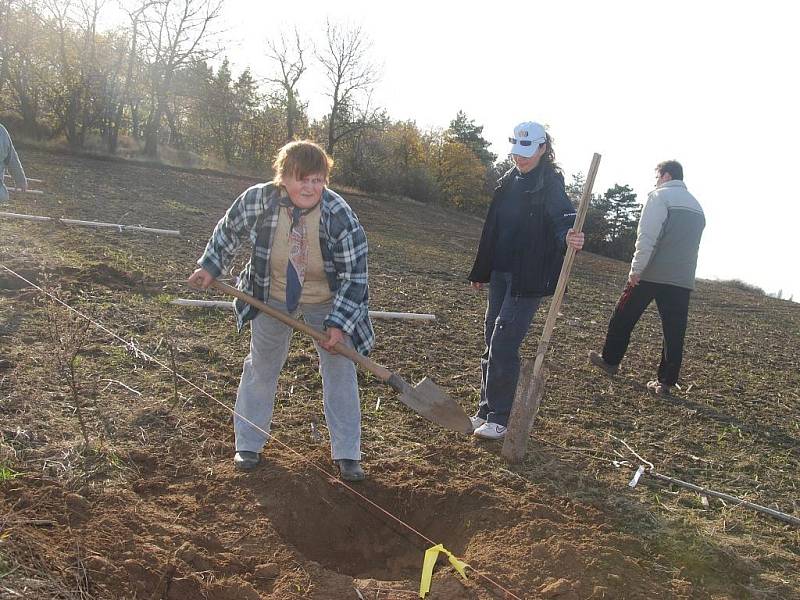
188, 140, 372, 482
468, 121, 585, 440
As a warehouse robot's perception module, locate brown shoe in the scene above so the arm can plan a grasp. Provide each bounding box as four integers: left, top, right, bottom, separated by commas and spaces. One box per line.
588, 350, 618, 375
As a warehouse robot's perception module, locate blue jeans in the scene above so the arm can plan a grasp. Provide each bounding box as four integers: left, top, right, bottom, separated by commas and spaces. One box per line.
478, 272, 542, 426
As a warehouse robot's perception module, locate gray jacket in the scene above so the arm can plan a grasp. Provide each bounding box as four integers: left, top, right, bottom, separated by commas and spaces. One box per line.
0, 123, 26, 202
630, 180, 705, 290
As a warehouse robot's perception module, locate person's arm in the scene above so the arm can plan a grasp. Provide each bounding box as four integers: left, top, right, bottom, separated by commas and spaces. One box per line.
197, 185, 266, 278
1, 128, 26, 191
467, 201, 497, 286
629, 192, 668, 281
545, 175, 578, 252
324, 210, 369, 339
187, 267, 216, 290
565, 228, 584, 251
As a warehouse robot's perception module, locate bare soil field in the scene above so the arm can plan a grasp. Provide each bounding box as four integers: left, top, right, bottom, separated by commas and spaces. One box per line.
0, 148, 798, 599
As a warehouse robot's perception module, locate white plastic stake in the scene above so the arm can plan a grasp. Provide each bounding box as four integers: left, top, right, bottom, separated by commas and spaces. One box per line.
6, 187, 43, 195
628, 465, 645, 488
170, 298, 435, 320
4, 174, 43, 183
0, 211, 179, 236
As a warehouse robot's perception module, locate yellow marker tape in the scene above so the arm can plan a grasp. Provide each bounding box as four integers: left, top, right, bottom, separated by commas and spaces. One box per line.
418, 543, 469, 598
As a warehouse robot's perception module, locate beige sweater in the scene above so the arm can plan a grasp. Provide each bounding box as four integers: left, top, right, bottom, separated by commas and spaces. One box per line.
269, 203, 333, 305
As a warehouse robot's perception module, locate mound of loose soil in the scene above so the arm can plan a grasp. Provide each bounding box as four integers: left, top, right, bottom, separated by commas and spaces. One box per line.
0, 148, 798, 599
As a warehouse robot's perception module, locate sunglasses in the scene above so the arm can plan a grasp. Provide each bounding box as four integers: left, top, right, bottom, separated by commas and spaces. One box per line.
509, 137, 544, 147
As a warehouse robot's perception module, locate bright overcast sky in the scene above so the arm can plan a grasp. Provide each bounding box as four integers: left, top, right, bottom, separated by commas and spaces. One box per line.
214, 0, 798, 299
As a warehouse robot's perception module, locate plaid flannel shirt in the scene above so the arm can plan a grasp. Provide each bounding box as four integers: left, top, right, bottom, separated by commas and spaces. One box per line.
198, 183, 374, 355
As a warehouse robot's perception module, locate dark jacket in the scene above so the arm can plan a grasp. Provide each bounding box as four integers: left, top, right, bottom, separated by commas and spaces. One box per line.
468, 165, 576, 297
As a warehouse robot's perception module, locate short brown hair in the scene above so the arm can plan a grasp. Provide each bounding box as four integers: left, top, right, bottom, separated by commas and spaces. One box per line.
272, 140, 334, 185
656, 160, 683, 181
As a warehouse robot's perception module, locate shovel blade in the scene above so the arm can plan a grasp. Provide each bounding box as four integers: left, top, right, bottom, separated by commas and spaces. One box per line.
399, 376, 473, 434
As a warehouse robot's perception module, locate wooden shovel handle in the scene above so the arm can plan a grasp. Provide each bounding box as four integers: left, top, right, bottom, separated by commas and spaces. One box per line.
211, 281, 393, 382
530, 153, 601, 375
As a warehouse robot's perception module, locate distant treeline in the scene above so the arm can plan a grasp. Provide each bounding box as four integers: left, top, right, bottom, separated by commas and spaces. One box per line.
0, 0, 640, 259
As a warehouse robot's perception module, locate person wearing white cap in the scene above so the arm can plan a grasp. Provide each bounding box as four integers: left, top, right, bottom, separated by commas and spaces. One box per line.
467, 121, 584, 440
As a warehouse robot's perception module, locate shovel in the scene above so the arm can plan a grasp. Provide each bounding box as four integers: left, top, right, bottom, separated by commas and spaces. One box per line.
210, 281, 473, 434
502, 152, 602, 463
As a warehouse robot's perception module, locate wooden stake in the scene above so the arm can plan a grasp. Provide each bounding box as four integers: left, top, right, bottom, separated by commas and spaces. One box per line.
502, 153, 602, 464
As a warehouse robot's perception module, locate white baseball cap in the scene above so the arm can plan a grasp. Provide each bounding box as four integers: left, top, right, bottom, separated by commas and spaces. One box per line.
509, 121, 546, 157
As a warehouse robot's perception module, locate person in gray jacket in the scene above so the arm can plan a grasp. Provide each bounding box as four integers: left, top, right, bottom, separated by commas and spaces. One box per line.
0, 123, 27, 203
589, 160, 705, 395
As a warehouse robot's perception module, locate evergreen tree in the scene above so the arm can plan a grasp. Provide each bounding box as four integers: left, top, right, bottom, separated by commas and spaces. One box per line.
489, 156, 515, 183
604, 184, 640, 242
446, 110, 496, 168
566, 176, 642, 260
602, 184, 641, 259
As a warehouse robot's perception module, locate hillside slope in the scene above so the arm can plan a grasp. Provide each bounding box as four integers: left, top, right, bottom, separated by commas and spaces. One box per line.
0, 148, 798, 599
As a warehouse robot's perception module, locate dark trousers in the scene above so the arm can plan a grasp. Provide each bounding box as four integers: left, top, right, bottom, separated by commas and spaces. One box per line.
602, 280, 691, 386
478, 272, 543, 426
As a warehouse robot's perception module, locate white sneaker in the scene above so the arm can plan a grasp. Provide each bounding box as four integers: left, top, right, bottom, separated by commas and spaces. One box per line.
470, 413, 487, 430
473, 422, 507, 440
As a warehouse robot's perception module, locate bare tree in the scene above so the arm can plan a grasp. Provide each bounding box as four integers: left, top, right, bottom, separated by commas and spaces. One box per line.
139, 0, 222, 157
317, 21, 380, 156
0, 0, 13, 90
265, 28, 307, 142
45, 0, 110, 148
0, 0, 48, 136
102, 0, 153, 153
